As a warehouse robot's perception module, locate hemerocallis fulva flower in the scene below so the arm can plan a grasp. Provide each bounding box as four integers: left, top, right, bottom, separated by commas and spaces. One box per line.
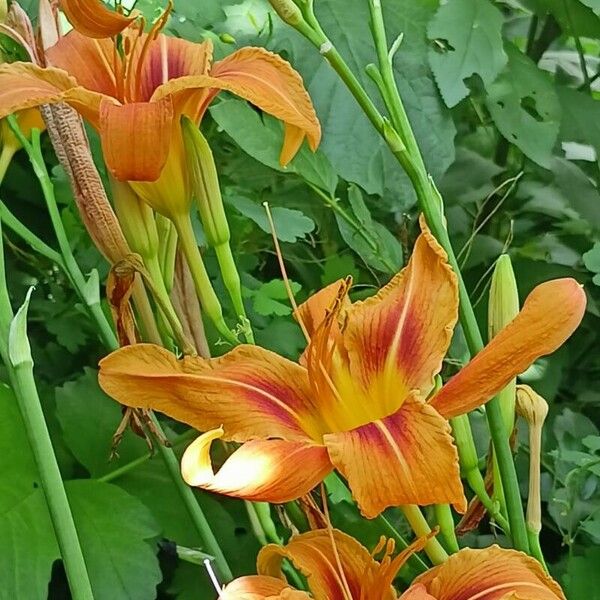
218, 529, 566, 600
98, 219, 586, 518
0, 2, 320, 219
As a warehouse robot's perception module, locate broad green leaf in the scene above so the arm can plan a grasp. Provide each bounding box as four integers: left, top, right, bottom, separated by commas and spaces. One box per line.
562, 547, 600, 600
55, 368, 148, 478
210, 98, 338, 195
225, 194, 315, 243
335, 185, 403, 274
583, 242, 600, 285
250, 279, 301, 316
525, 0, 600, 37
272, 0, 455, 205
558, 86, 600, 161
65, 480, 162, 600
486, 44, 560, 168
428, 0, 507, 107
0, 383, 162, 599
321, 254, 360, 286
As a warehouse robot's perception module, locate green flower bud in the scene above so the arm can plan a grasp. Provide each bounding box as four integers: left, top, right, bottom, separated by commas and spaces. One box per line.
488, 254, 519, 433
181, 116, 230, 249
268, 0, 304, 26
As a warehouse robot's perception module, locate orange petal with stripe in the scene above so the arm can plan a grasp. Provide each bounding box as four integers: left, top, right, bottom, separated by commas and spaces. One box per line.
98, 343, 324, 442
430, 278, 586, 420
0, 62, 104, 125
398, 585, 437, 600
296, 279, 350, 338
181, 428, 332, 503
412, 545, 565, 600
341, 222, 458, 420
219, 576, 309, 599
324, 395, 466, 518
59, 0, 135, 38
258, 529, 392, 600
98, 96, 173, 181
46, 31, 120, 97
152, 47, 321, 164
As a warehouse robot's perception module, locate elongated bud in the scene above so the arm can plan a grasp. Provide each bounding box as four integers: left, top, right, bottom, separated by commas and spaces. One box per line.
268, 0, 304, 26
516, 385, 548, 535
489, 254, 519, 433
181, 116, 230, 248
111, 178, 159, 262
0, 0, 8, 23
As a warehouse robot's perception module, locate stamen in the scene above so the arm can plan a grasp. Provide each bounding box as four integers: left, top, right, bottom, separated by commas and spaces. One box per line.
321, 483, 354, 600
263, 201, 310, 342
203, 559, 223, 595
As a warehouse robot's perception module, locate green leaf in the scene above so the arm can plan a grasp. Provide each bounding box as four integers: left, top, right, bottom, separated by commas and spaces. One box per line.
525, 0, 600, 37
210, 97, 338, 195
428, 0, 507, 107
65, 480, 162, 600
335, 185, 403, 273
272, 0, 455, 204
321, 254, 360, 286
55, 368, 148, 477
583, 242, 600, 285
226, 194, 315, 243
558, 86, 600, 161
485, 44, 561, 168
0, 383, 162, 599
251, 279, 301, 316
563, 547, 600, 600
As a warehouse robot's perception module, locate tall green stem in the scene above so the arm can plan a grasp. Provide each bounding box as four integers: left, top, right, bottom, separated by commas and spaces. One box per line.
401, 505, 448, 565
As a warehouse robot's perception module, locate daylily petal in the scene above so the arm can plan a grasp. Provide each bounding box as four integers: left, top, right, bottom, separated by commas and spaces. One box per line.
342, 222, 458, 419
59, 0, 135, 38
412, 545, 565, 600
98, 343, 324, 442
0, 62, 104, 125
258, 528, 392, 600
324, 395, 466, 518
137, 35, 213, 102
296, 279, 350, 338
151, 47, 321, 164
46, 30, 119, 97
220, 576, 309, 600
181, 428, 332, 503
397, 584, 437, 600
98, 96, 173, 181
430, 278, 586, 419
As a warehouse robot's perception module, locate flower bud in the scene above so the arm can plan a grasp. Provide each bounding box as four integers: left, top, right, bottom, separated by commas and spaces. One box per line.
516, 385, 548, 534
0, 0, 8, 23
268, 0, 304, 26
181, 116, 230, 249
488, 254, 519, 433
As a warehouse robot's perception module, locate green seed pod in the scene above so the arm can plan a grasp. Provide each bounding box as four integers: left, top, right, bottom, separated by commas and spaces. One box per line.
489, 254, 519, 433
181, 116, 230, 249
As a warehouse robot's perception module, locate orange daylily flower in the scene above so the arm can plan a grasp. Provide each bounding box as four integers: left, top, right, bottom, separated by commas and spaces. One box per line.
219, 529, 566, 600
0, 5, 320, 218
98, 219, 586, 518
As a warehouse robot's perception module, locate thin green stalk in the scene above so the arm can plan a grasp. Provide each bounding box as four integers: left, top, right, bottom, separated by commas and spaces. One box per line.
0, 144, 16, 186
0, 198, 64, 266
174, 215, 237, 345
401, 505, 448, 565
0, 267, 94, 600
149, 413, 233, 581
433, 504, 459, 553
285, 2, 531, 554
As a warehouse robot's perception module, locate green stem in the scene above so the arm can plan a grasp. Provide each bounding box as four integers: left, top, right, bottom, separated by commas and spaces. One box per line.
214, 243, 255, 343
174, 215, 237, 345
434, 504, 459, 553
401, 505, 448, 565
0, 198, 65, 266
528, 527, 548, 571
0, 262, 94, 599
287, 4, 531, 554
0, 143, 16, 186
149, 414, 233, 581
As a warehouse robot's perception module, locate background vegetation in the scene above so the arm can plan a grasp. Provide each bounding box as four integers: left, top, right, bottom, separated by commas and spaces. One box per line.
1, 0, 600, 597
